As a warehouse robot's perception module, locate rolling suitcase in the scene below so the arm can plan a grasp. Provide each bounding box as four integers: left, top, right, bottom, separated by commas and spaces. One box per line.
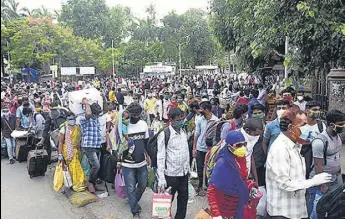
27, 146, 49, 178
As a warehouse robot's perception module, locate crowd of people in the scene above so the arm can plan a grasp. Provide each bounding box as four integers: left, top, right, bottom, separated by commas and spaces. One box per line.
1, 73, 344, 219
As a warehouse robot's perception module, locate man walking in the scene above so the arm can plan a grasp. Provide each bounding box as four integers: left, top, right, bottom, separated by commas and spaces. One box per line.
157, 108, 190, 219
120, 103, 149, 219
1, 106, 16, 164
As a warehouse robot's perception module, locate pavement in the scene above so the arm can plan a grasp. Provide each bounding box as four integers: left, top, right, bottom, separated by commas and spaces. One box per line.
1, 159, 208, 219
2, 145, 344, 219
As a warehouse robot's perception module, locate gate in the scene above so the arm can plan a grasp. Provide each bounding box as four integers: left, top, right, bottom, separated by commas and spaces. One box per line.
312, 69, 328, 110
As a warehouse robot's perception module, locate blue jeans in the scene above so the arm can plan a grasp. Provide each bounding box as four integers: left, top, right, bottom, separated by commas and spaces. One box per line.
4, 137, 15, 160
122, 165, 148, 215
82, 147, 101, 184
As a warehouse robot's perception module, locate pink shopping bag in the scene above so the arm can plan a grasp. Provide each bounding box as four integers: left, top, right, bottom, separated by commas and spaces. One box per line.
115, 170, 127, 199
152, 190, 172, 219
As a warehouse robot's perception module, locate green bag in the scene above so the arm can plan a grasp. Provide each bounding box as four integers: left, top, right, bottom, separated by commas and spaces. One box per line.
81, 155, 90, 177
147, 167, 155, 189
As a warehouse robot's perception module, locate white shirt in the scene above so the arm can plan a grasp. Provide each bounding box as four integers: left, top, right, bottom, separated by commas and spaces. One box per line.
266, 133, 308, 219
98, 114, 107, 144
294, 101, 307, 111
157, 126, 190, 180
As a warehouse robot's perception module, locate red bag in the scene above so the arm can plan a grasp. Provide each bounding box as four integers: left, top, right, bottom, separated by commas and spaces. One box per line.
243, 181, 263, 219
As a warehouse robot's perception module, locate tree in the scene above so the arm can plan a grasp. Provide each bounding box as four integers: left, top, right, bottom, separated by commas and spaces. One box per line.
210, 0, 345, 74
60, 0, 132, 47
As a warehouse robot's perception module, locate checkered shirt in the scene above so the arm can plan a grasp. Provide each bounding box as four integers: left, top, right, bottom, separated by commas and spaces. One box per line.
79, 116, 102, 148
266, 133, 308, 219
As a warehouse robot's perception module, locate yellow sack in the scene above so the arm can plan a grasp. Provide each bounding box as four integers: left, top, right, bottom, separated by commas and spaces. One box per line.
53, 163, 64, 192
70, 191, 97, 207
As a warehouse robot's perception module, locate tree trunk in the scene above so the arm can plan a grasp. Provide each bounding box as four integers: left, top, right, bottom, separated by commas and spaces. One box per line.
1, 55, 5, 76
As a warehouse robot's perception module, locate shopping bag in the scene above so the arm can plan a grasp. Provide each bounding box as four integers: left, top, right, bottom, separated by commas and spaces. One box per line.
81, 154, 90, 177
152, 190, 172, 219
188, 182, 196, 203
194, 208, 212, 219
190, 158, 198, 179
147, 167, 155, 188
256, 186, 267, 217
115, 170, 127, 199
63, 165, 73, 188
53, 162, 64, 192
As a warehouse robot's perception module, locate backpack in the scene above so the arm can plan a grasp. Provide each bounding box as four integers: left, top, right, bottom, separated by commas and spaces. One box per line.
205, 119, 236, 147
300, 122, 327, 179
316, 183, 345, 219
205, 142, 222, 180
146, 128, 171, 168
98, 151, 117, 184
50, 109, 68, 131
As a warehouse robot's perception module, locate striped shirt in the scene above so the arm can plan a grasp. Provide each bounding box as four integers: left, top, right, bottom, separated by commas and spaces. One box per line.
266, 133, 308, 219
157, 126, 190, 180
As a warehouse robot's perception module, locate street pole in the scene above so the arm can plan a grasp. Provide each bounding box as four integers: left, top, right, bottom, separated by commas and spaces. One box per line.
179, 43, 181, 76
112, 40, 115, 76
284, 36, 289, 79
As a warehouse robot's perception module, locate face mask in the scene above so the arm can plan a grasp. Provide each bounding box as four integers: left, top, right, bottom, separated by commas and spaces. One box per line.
173, 120, 184, 129
130, 117, 140, 124
332, 124, 345, 134
253, 113, 265, 120
123, 119, 129, 126
68, 119, 76, 126
308, 110, 320, 120
229, 146, 246, 157
189, 95, 193, 99
243, 130, 260, 143
2, 112, 9, 117
177, 99, 183, 104
164, 95, 169, 100
297, 96, 304, 101
290, 124, 302, 142
283, 95, 292, 102
277, 109, 286, 121
200, 111, 205, 117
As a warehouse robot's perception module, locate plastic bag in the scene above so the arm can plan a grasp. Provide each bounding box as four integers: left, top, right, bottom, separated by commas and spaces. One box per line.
115, 170, 127, 199
256, 186, 267, 217
188, 182, 196, 203
63, 165, 73, 188
81, 154, 90, 177
147, 167, 155, 188
152, 190, 172, 218
53, 163, 64, 191
194, 208, 212, 219
190, 158, 198, 179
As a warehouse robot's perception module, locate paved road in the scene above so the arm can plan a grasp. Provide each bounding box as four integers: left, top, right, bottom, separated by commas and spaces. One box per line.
1, 159, 208, 219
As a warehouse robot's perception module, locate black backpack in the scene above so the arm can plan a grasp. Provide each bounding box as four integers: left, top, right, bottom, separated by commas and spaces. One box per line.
99, 151, 117, 184
316, 184, 345, 219
146, 128, 171, 168
50, 109, 68, 131
300, 121, 327, 179
205, 119, 236, 147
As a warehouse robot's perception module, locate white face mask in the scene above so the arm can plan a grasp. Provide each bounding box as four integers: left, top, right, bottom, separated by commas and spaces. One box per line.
277, 109, 286, 121
297, 96, 304, 101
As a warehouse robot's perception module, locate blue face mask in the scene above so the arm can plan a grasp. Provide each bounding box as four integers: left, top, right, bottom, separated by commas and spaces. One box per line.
68, 119, 76, 126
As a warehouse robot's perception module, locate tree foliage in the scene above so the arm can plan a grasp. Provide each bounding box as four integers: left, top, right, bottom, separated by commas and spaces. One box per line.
210, 0, 345, 73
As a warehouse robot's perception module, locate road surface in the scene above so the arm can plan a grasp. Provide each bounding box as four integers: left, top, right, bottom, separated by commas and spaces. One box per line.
1, 159, 208, 219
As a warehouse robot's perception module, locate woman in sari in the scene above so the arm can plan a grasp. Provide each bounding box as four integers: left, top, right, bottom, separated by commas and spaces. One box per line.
58, 114, 86, 192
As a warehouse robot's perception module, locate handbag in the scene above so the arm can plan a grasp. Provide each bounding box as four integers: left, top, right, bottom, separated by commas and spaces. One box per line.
115, 170, 127, 199
152, 189, 172, 219
53, 162, 64, 191
63, 165, 73, 188
194, 208, 212, 219
190, 158, 198, 179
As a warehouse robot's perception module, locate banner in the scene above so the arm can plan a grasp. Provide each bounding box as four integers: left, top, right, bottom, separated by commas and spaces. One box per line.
80, 67, 95, 75
61, 67, 77, 76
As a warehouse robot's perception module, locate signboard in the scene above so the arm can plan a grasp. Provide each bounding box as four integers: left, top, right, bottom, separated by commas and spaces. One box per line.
61, 67, 77, 76
143, 65, 173, 73
80, 67, 95, 75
